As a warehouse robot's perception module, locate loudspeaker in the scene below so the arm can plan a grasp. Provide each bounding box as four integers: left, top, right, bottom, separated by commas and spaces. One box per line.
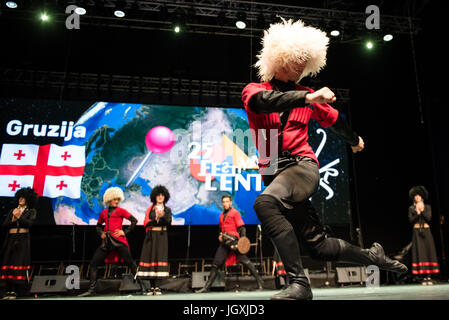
191, 271, 225, 289
336, 267, 367, 283
30, 275, 69, 294
119, 274, 142, 293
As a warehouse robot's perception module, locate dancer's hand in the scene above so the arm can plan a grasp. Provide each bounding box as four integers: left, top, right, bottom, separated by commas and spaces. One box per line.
351, 136, 365, 153
416, 201, 424, 214
305, 87, 336, 104
218, 234, 223, 242
113, 230, 125, 237
12, 208, 22, 219
101, 232, 107, 240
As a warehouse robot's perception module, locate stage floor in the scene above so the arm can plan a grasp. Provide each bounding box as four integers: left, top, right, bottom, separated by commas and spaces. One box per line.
26, 283, 449, 300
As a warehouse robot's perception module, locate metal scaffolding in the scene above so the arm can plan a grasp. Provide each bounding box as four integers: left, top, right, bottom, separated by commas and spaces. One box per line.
1, 0, 421, 41
0, 68, 351, 106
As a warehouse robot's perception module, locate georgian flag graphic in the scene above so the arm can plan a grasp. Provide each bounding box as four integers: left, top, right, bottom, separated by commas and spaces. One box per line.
0, 144, 85, 198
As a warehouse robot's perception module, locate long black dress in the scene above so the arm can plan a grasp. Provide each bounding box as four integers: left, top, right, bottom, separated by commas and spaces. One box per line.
0, 208, 36, 285
137, 205, 172, 280
408, 204, 439, 276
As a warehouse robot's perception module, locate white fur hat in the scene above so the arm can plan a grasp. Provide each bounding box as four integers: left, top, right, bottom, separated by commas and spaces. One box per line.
255, 18, 329, 82
103, 187, 124, 205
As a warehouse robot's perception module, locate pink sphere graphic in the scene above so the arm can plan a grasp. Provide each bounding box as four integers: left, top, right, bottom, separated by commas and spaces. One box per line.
145, 126, 175, 153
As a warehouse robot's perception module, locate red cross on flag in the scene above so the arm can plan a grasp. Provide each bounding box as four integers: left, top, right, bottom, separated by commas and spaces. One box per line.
0, 144, 85, 198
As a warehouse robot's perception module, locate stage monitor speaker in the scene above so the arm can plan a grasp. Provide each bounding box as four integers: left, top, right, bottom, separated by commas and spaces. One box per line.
191, 271, 225, 289
336, 267, 367, 283
119, 274, 141, 293
30, 275, 69, 294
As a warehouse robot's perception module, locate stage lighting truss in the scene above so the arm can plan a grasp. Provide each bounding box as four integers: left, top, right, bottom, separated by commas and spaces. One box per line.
0, 68, 352, 106
2, 0, 421, 42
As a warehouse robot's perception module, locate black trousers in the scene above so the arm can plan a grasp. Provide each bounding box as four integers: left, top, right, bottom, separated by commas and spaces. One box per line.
254, 157, 341, 264
89, 243, 137, 283
212, 244, 252, 268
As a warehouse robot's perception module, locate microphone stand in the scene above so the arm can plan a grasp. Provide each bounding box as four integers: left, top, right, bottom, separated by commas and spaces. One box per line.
321, 203, 332, 287
184, 215, 191, 277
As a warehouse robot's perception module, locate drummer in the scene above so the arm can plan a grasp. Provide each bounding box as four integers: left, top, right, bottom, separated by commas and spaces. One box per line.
196, 195, 264, 292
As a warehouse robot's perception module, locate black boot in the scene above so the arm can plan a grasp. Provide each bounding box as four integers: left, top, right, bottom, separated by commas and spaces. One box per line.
136, 278, 147, 295
241, 260, 264, 291
270, 229, 312, 300
78, 267, 98, 297
78, 280, 97, 297
337, 240, 408, 274
196, 267, 218, 293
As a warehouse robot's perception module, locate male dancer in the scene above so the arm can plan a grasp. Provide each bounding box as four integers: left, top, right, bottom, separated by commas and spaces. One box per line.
242, 18, 407, 300
196, 195, 264, 293
79, 187, 139, 297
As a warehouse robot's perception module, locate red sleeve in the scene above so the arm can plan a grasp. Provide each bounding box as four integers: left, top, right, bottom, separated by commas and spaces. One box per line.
241, 82, 269, 110
233, 210, 245, 229
97, 210, 105, 224
119, 207, 132, 219
311, 102, 339, 128
143, 205, 153, 228
295, 84, 339, 128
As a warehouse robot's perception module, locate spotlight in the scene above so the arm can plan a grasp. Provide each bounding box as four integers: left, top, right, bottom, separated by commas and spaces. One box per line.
366, 41, 374, 49
172, 8, 186, 33
114, 10, 125, 18
236, 20, 246, 29
383, 34, 393, 42
75, 7, 86, 15
330, 30, 340, 37
236, 11, 246, 29
40, 13, 49, 21
6, 1, 18, 9
328, 20, 341, 38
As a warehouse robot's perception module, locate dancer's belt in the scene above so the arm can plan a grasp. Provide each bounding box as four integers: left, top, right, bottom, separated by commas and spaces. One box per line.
151, 226, 167, 231
414, 223, 429, 229
9, 228, 29, 234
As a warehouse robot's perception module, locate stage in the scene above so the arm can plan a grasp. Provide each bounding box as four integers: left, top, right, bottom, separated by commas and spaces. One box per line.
22, 283, 449, 300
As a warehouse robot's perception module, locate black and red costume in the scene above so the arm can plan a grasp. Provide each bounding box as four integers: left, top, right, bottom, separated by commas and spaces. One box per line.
197, 207, 263, 293
242, 79, 407, 300
80, 206, 138, 296
136, 203, 172, 294
408, 204, 439, 276
0, 187, 37, 300
408, 186, 439, 282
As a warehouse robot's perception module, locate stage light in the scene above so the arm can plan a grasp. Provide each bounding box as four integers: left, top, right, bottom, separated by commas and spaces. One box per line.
114, 10, 125, 17
236, 11, 246, 29
172, 8, 186, 34
366, 41, 373, 49
329, 21, 341, 37
383, 34, 393, 41
6, 1, 18, 9
330, 30, 340, 37
40, 13, 49, 21
236, 20, 246, 29
75, 7, 86, 15
114, 0, 126, 18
